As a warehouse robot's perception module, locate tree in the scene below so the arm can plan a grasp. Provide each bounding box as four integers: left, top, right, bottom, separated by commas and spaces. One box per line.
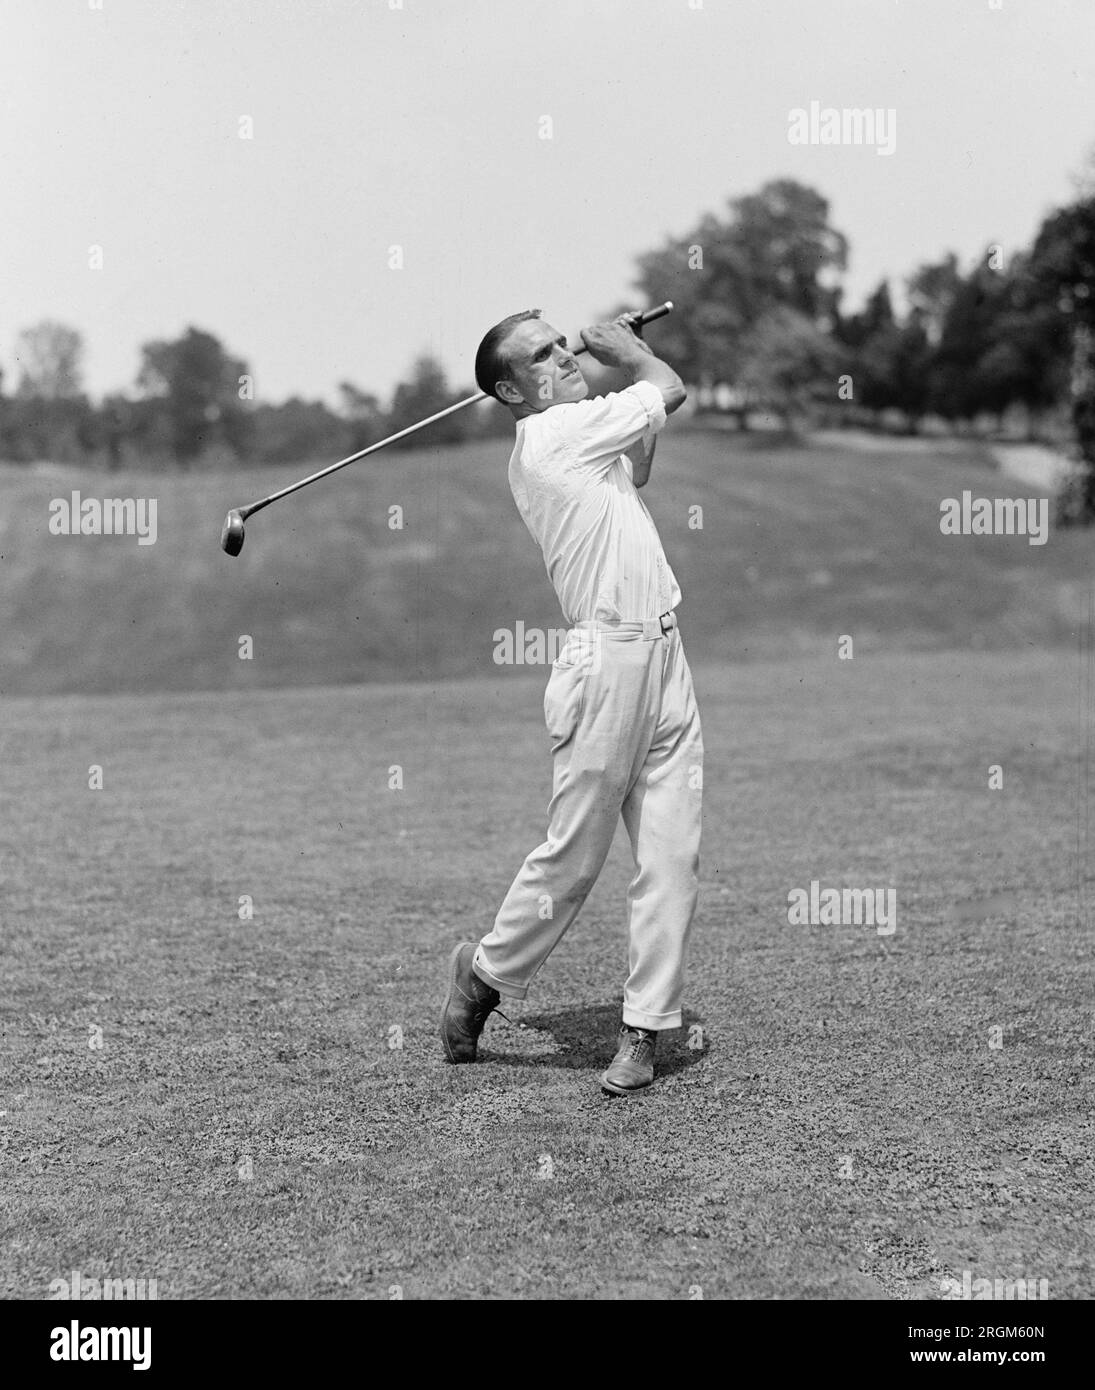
14, 321, 85, 399
736, 307, 843, 429
854, 257, 962, 432
337, 380, 386, 451
998, 257, 1071, 430
631, 179, 848, 385
85, 392, 140, 470
136, 326, 253, 464
834, 281, 933, 428
906, 254, 963, 346
889, 315, 933, 432
1027, 193, 1095, 522
973, 258, 1067, 435
731, 180, 848, 324
927, 256, 1009, 423
251, 397, 351, 464
1, 322, 91, 461
835, 279, 896, 353
385, 355, 465, 446
835, 280, 903, 420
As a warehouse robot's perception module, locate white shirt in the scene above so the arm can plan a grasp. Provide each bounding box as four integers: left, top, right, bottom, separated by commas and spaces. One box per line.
507, 380, 681, 625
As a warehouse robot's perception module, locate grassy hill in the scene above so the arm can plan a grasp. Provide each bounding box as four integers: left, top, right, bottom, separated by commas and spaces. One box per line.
1, 428, 1091, 696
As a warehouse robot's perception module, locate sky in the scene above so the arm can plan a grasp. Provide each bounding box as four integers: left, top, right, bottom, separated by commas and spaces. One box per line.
3, 0, 1094, 406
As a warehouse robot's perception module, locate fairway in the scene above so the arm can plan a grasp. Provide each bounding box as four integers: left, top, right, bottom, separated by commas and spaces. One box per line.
2, 648, 1091, 1299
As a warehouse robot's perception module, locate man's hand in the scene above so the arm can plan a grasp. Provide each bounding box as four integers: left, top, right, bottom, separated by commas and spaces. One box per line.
580, 311, 687, 417
617, 311, 655, 352
580, 315, 653, 367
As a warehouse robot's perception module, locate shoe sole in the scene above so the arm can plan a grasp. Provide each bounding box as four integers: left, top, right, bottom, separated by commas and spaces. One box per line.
439, 941, 473, 1064
599, 1071, 654, 1097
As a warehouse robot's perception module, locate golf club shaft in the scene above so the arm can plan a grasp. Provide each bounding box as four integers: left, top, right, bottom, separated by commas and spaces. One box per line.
240, 301, 674, 519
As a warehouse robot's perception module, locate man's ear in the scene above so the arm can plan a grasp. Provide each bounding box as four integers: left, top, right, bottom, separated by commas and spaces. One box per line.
495, 380, 523, 405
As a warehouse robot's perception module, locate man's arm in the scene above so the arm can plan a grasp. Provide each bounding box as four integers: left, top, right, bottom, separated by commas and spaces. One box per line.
625, 431, 656, 488
580, 315, 687, 416
553, 317, 682, 479
582, 314, 681, 487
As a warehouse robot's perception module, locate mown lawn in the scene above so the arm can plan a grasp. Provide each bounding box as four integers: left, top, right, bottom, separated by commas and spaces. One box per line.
2, 648, 1091, 1299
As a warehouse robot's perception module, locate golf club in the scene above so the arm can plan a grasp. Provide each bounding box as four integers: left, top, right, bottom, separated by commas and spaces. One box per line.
219, 301, 674, 555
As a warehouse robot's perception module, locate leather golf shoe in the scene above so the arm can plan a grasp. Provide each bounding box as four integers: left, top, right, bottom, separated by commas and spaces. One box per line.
600, 1023, 658, 1095
440, 942, 500, 1063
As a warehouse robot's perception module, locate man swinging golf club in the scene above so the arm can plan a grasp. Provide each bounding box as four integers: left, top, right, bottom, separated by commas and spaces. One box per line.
440, 308, 704, 1095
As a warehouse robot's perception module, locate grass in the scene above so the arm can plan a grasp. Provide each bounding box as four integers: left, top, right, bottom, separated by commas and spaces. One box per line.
2, 424, 1091, 1299
1, 427, 1092, 697
2, 647, 1092, 1299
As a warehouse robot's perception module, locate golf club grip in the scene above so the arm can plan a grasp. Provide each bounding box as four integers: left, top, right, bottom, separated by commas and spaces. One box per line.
572, 300, 674, 356
636, 300, 673, 327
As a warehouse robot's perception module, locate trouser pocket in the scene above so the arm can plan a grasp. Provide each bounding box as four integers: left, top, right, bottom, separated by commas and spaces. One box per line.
543, 655, 590, 750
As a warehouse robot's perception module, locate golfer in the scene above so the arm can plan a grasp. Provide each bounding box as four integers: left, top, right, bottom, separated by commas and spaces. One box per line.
440, 310, 703, 1094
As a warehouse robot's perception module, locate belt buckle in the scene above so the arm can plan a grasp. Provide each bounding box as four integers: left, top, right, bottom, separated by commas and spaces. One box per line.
659, 611, 675, 634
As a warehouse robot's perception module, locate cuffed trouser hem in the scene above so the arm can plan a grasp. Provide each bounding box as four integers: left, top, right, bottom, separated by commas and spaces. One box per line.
622, 1006, 682, 1032
472, 947, 529, 1001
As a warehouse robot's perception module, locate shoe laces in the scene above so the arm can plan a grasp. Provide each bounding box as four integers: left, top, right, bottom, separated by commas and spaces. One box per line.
622, 1028, 655, 1061
461, 978, 501, 1027
469, 998, 509, 1027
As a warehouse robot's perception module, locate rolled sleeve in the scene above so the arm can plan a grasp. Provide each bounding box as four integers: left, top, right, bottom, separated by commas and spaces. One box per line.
554, 381, 668, 474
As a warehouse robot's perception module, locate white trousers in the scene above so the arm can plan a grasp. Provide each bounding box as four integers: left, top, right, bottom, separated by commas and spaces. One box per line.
475, 615, 704, 1031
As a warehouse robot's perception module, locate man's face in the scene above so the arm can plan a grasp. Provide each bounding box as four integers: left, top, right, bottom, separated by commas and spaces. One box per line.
497, 319, 589, 410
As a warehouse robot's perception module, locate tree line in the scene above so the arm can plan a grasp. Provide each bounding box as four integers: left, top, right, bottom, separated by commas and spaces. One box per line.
628, 177, 1094, 520
3, 174, 1093, 519
0, 326, 510, 473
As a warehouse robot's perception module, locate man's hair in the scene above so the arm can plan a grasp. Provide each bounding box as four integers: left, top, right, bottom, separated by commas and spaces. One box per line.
474, 309, 542, 401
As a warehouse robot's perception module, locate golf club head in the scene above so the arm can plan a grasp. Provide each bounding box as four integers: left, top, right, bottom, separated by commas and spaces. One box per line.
221, 509, 245, 556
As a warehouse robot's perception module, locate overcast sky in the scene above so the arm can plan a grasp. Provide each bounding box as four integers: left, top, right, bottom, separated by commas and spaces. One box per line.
3, 0, 1093, 405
